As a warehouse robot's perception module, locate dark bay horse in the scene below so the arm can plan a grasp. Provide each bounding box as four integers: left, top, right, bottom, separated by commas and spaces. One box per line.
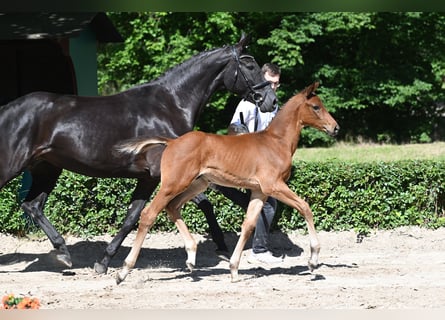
0, 34, 277, 273
114, 82, 339, 283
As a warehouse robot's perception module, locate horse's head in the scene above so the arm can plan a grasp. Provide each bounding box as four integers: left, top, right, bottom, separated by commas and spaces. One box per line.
224, 34, 277, 112
299, 82, 340, 137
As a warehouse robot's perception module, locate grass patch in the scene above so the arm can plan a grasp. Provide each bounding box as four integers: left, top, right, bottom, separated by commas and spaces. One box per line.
293, 142, 445, 163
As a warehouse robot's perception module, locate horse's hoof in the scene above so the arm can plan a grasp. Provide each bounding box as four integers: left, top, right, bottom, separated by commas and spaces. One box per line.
56, 254, 72, 268
94, 262, 108, 274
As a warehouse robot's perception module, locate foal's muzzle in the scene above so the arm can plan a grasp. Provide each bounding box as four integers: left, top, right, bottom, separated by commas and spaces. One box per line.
326, 124, 340, 137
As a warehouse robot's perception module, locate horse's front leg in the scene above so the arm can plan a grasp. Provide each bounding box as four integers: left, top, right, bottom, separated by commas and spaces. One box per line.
94, 178, 158, 274
22, 166, 71, 267
230, 193, 265, 282
22, 192, 72, 267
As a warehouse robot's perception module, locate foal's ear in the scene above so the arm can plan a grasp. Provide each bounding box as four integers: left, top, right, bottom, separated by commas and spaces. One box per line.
302, 82, 320, 98
237, 32, 251, 50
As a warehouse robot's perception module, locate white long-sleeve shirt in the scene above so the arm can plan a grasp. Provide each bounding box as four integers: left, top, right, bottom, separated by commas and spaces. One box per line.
230, 99, 278, 132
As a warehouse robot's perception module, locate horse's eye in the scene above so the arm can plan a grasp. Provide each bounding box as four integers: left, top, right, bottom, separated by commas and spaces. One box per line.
313, 105, 320, 111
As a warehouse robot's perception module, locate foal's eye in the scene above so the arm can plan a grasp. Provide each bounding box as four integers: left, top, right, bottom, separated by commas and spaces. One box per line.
312, 105, 320, 111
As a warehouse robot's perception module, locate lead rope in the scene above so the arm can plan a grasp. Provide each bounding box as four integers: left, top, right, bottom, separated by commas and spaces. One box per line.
254, 106, 259, 132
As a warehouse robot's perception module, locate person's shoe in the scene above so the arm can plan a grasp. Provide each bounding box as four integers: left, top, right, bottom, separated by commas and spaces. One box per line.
247, 251, 283, 270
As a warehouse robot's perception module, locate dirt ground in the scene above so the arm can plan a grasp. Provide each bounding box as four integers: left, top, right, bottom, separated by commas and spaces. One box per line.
0, 226, 444, 309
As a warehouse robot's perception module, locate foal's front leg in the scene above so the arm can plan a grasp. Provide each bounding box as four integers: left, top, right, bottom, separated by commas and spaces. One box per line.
272, 182, 320, 271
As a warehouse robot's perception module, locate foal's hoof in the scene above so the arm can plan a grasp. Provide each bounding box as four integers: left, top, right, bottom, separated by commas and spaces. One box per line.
230, 270, 240, 283
308, 260, 319, 273
116, 271, 127, 285
56, 254, 72, 268
94, 262, 108, 275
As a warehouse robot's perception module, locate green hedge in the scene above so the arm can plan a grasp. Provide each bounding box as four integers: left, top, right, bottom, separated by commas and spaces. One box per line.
279, 160, 445, 234
0, 160, 444, 236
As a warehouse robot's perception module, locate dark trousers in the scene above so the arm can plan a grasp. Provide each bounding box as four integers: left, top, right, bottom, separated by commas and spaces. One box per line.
213, 185, 277, 254
191, 192, 228, 252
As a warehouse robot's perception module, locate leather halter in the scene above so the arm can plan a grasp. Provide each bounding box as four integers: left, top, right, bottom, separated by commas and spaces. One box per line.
231, 46, 270, 106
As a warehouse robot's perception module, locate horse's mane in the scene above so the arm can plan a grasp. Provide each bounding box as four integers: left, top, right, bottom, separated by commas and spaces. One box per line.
132, 46, 228, 89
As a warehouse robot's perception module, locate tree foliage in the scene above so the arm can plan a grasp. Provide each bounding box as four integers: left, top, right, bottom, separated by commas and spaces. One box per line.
98, 12, 445, 144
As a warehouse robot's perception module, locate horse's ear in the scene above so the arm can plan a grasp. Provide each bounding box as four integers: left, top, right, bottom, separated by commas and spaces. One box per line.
302, 82, 320, 98
237, 32, 251, 50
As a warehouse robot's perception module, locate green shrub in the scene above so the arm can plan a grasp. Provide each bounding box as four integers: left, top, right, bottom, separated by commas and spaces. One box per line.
0, 178, 28, 235
279, 160, 445, 234
0, 160, 444, 237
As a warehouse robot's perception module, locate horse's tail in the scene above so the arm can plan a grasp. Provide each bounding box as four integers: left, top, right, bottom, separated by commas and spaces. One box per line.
114, 136, 171, 156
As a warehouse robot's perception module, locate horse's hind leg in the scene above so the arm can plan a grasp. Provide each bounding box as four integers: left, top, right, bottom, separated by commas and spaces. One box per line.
21, 163, 71, 266
94, 177, 158, 274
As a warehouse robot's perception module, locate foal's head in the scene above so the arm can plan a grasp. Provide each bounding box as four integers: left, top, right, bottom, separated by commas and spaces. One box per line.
299, 82, 340, 137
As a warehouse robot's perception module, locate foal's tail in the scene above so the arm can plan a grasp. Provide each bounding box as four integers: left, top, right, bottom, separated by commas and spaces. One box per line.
114, 136, 171, 156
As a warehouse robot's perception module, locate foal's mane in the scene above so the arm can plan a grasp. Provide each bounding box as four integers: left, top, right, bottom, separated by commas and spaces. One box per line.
268, 91, 307, 122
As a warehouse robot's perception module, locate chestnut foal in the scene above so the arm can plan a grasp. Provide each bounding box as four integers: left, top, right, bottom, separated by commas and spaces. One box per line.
115, 82, 339, 283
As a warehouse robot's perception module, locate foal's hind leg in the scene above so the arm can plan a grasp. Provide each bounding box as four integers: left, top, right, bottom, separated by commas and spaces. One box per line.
21, 163, 72, 266
166, 206, 197, 272
165, 178, 210, 271
116, 193, 170, 284
94, 178, 158, 274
